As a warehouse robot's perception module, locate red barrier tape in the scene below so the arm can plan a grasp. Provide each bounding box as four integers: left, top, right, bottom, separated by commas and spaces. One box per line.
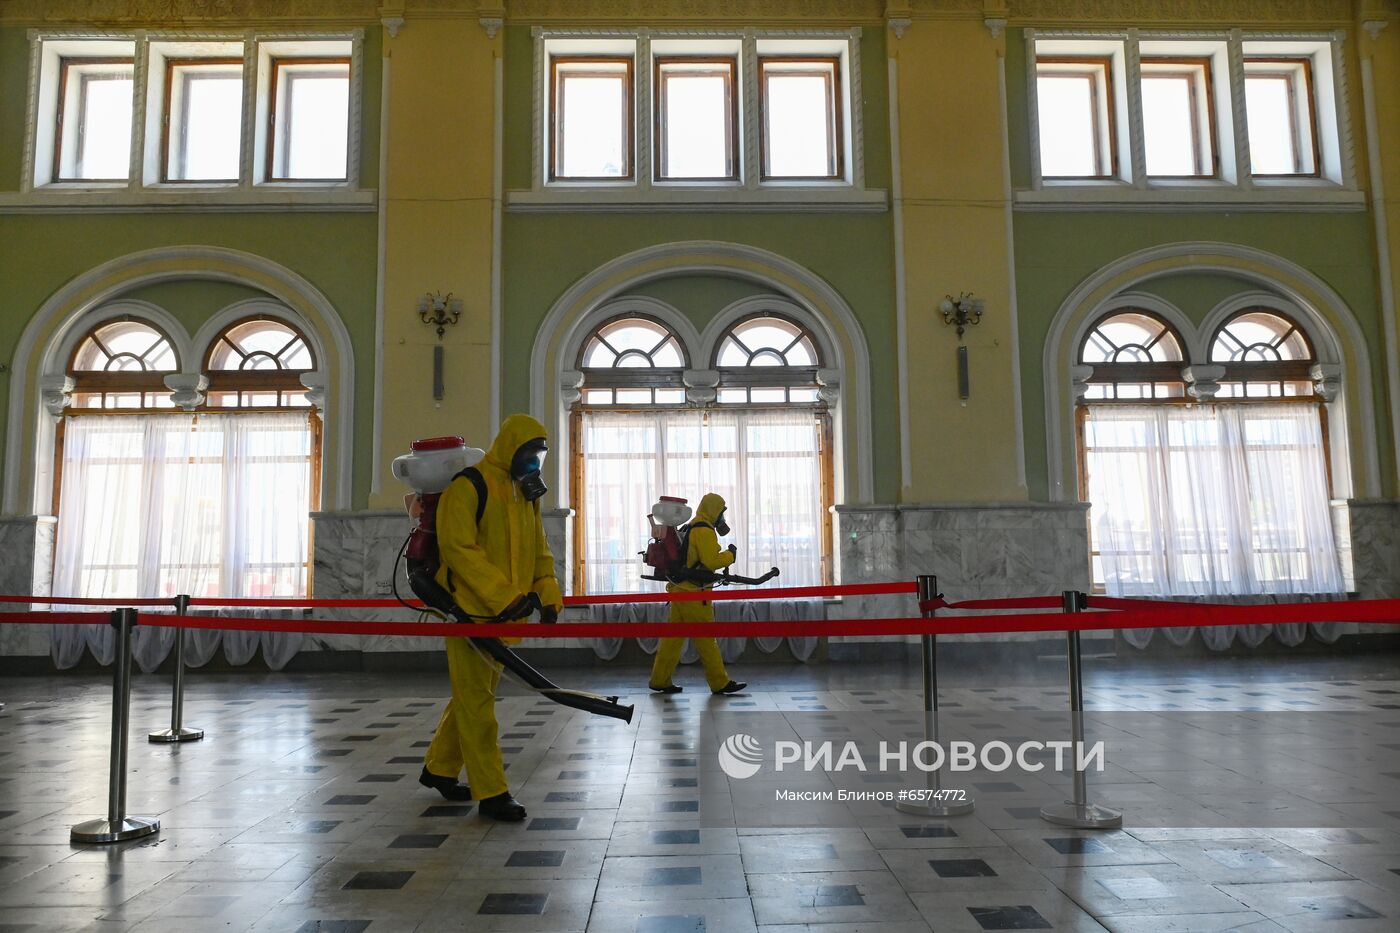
1086, 595, 1224, 610
6, 597, 1399, 639
0, 595, 177, 607
920, 596, 1066, 613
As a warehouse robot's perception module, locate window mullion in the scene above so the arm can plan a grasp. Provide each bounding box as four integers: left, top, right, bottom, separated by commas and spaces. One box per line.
741, 33, 759, 190
635, 32, 652, 190
1124, 30, 1148, 188
1226, 29, 1253, 188
238, 30, 256, 189
129, 30, 149, 189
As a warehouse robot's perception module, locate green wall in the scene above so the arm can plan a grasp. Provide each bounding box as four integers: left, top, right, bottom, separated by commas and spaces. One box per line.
0, 26, 384, 509
500, 25, 901, 502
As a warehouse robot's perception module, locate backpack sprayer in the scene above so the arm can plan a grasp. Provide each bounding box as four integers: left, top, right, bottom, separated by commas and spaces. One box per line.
392, 436, 634, 724
641, 496, 780, 587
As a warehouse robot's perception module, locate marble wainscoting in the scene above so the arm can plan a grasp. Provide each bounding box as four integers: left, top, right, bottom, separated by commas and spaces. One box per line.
1348, 499, 1400, 599
834, 502, 1095, 647
309, 507, 585, 657
0, 515, 55, 658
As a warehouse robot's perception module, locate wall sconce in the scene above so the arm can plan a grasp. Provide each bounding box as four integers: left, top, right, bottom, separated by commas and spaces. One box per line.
418, 292, 462, 339
939, 292, 985, 340
938, 293, 985, 401
418, 292, 463, 401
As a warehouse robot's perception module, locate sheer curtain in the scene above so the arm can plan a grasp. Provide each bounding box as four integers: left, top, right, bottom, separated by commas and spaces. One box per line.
1085, 402, 1342, 649
52, 411, 312, 670
579, 407, 826, 659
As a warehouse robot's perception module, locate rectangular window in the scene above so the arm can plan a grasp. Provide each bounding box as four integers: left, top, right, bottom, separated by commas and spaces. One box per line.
1035, 57, 1114, 178
163, 58, 244, 182
1083, 403, 1341, 596
760, 57, 841, 180
551, 57, 633, 181
55, 58, 133, 181
1139, 58, 1216, 177
267, 57, 350, 181
655, 58, 737, 181
1244, 58, 1318, 176
576, 408, 830, 594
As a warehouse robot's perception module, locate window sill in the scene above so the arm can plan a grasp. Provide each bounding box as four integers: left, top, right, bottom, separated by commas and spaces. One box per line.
0, 187, 377, 214
1014, 184, 1365, 213
506, 185, 888, 213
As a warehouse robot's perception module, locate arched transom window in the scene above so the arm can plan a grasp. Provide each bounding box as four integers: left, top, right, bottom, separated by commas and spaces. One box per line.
70, 319, 179, 409
1209, 309, 1315, 398
714, 314, 824, 404
1079, 310, 1184, 400
204, 317, 317, 408
579, 316, 687, 406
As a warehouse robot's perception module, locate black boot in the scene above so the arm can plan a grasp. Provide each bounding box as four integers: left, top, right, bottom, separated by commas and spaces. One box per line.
712, 680, 748, 695
419, 766, 472, 801
649, 683, 683, 694
478, 791, 527, 822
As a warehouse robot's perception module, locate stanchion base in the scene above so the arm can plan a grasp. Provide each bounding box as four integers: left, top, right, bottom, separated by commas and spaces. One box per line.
70, 816, 160, 844
149, 727, 204, 743
1039, 800, 1122, 829
896, 798, 976, 817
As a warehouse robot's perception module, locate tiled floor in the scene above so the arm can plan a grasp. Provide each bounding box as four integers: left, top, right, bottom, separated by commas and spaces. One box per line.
2, 653, 1400, 931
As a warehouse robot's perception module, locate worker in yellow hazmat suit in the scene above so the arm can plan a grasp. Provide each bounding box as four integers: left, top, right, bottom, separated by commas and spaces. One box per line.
420, 413, 562, 821
648, 492, 748, 696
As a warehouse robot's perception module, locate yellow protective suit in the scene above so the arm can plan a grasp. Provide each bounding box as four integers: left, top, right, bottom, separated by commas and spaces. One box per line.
649, 492, 735, 692
424, 414, 563, 799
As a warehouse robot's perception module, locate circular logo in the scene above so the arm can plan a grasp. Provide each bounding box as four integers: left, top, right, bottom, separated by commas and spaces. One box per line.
718, 733, 763, 779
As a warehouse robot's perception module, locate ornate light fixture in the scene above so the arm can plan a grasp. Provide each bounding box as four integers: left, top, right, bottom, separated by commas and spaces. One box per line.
939, 292, 985, 341
418, 292, 462, 339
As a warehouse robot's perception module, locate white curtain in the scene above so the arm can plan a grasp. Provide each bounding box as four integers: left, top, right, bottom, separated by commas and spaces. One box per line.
51, 411, 312, 670
580, 408, 827, 660
1085, 403, 1343, 650
579, 408, 826, 594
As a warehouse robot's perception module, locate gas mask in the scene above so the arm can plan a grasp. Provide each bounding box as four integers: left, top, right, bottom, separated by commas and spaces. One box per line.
511, 438, 549, 502
715, 509, 730, 537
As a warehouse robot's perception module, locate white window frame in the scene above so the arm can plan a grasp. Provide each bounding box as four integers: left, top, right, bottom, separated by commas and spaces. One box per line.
15, 29, 368, 212
513, 27, 883, 213
1021, 29, 1359, 211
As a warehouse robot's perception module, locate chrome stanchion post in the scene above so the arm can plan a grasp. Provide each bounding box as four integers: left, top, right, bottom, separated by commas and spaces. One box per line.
897, 575, 975, 817
72, 608, 161, 844
1040, 590, 1121, 829
150, 594, 203, 743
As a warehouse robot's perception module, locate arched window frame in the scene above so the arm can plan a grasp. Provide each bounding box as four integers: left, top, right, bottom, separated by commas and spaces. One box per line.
66, 315, 181, 410
710, 311, 827, 406
1208, 307, 1317, 399
575, 313, 689, 407
1077, 308, 1187, 401
202, 315, 319, 409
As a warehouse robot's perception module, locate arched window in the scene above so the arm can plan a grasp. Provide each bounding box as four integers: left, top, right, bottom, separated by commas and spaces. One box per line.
1209, 309, 1315, 398
713, 314, 824, 404
571, 307, 832, 594
204, 317, 316, 407
1078, 310, 1184, 400
53, 309, 320, 610
578, 316, 687, 406
69, 318, 179, 409
1076, 304, 1340, 601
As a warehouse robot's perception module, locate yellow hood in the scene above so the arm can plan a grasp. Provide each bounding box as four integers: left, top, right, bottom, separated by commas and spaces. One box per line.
486, 413, 549, 472
695, 492, 726, 527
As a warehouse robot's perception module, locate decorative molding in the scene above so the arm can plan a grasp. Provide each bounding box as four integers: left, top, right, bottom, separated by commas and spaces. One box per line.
682, 369, 719, 405
984, 17, 1006, 38
299, 372, 328, 409
1312, 363, 1342, 403
1181, 364, 1226, 401
38, 376, 73, 421
1009, 1, 1352, 22
479, 15, 503, 38
888, 17, 911, 38
1362, 20, 1390, 41
163, 373, 209, 410
817, 368, 842, 404
1068, 364, 1093, 404
509, 0, 885, 20
382, 16, 404, 37
559, 370, 584, 406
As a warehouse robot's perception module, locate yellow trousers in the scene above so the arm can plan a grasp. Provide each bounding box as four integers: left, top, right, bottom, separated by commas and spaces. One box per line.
649, 597, 731, 692
424, 637, 508, 800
